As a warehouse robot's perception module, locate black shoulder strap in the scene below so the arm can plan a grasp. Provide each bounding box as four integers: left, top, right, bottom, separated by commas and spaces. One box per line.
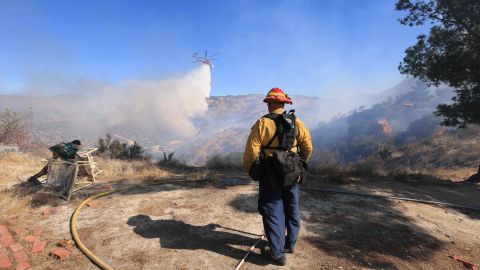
265, 128, 278, 149
260, 113, 279, 156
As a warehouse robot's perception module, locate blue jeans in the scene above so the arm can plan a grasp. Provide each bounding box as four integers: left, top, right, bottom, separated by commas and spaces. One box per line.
258, 181, 301, 259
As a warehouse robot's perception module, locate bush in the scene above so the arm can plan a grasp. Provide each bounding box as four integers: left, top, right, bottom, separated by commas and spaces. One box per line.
308, 150, 348, 181
206, 152, 243, 171
0, 109, 38, 151
337, 138, 382, 163
376, 142, 395, 160
96, 133, 148, 160
156, 151, 203, 173
310, 163, 348, 182
309, 149, 379, 180
206, 154, 226, 169
348, 160, 377, 177
157, 151, 182, 167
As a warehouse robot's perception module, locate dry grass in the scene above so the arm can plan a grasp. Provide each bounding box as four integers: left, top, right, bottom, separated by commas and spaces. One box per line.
0, 191, 31, 222
348, 160, 377, 177
367, 129, 480, 181
309, 142, 478, 183
428, 167, 476, 181
96, 156, 170, 180
0, 152, 172, 222
0, 151, 49, 189
0, 151, 48, 222
0, 151, 172, 188
0, 151, 173, 188
312, 126, 480, 182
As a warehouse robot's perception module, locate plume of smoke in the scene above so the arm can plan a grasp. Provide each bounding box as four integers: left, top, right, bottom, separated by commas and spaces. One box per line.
68, 65, 211, 143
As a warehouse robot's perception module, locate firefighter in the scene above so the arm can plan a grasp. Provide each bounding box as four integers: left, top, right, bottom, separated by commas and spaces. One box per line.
27, 140, 82, 185
243, 88, 312, 266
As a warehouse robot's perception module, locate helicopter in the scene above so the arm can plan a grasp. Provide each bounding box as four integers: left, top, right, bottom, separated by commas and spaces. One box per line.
192, 50, 219, 69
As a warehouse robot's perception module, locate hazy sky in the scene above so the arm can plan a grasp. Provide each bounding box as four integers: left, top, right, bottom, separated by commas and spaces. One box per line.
0, 0, 429, 97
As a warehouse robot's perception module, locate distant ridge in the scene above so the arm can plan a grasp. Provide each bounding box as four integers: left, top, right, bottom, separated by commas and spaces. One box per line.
0, 78, 452, 165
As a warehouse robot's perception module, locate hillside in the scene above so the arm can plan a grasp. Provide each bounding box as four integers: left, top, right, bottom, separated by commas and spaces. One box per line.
311, 81, 453, 163
181, 79, 454, 165
364, 125, 480, 181
0, 78, 455, 165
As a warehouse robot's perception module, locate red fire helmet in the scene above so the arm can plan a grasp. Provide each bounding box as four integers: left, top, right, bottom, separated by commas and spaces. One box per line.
263, 87, 293, 104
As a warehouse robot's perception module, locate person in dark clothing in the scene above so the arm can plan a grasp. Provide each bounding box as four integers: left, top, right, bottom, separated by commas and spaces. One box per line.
243, 88, 313, 266
27, 140, 82, 185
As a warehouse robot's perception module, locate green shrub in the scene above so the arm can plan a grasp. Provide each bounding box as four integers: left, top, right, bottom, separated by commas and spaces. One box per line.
206, 152, 243, 171
96, 133, 148, 160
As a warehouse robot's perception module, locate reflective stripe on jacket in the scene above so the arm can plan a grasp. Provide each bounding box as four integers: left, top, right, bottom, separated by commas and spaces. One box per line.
242, 108, 313, 173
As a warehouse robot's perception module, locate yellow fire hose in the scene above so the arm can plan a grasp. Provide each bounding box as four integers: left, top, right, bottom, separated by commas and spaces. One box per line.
72, 181, 480, 269
71, 179, 198, 270
71, 184, 141, 270
70, 179, 264, 270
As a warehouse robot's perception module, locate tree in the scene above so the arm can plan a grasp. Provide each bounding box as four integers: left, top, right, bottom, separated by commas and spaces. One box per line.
396, 0, 480, 127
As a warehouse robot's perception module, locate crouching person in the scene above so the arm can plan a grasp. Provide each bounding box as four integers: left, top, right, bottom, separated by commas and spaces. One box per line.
27, 140, 82, 185
243, 88, 312, 266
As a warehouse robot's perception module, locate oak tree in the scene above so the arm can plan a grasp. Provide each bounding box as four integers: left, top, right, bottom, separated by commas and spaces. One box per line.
396, 0, 480, 127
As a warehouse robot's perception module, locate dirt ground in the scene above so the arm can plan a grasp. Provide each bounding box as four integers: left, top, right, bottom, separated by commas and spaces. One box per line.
13, 174, 478, 270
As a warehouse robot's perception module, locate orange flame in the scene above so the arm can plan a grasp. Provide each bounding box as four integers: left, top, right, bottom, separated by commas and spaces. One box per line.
378, 118, 393, 135
432, 127, 446, 138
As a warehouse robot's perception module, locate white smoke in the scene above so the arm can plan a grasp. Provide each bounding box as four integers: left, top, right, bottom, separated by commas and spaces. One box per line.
66, 65, 211, 144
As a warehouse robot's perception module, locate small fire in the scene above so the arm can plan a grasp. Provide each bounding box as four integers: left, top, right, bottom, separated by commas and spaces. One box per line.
432, 127, 446, 138
378, 118, 393, 135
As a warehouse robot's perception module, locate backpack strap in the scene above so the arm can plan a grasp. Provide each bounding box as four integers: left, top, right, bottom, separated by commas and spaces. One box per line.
260, 112, 297, 154
264, 129, 278, 149
259, 113, 279, 158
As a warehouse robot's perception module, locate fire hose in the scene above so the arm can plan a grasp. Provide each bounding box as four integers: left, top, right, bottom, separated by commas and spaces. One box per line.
71, 182, 480, 270
71, 179, 208, 270
71, 184, 140, 270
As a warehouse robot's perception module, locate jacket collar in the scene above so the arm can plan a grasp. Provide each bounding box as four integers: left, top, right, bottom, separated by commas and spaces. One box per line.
271, 108, 285, 114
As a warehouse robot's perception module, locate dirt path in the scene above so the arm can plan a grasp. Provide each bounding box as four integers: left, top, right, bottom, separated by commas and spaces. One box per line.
31, 177, 480, 270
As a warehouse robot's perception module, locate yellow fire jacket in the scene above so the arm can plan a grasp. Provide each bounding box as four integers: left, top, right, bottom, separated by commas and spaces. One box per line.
242, 108, 313, 173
